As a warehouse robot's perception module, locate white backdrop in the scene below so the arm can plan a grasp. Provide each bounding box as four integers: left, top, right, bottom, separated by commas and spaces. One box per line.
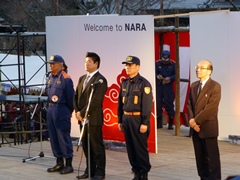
190, 11, 240, 140
46, 15, 156, 139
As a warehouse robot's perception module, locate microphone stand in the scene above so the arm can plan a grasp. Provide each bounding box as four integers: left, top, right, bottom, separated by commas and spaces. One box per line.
77, 85, 95, 180
23, 73, 54, 163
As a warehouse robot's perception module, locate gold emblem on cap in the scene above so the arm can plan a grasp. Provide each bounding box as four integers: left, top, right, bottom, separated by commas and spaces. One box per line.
50, 56, 54, 61
126, 56, 133, 62
144, 87, 150, 94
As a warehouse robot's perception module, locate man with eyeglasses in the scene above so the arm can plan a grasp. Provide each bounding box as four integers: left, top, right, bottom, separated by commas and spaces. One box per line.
188, 60, 221, 180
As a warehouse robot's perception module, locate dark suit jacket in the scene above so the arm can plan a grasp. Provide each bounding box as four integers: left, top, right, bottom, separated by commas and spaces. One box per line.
73, 71, 108, 126
187, 78, 221, 139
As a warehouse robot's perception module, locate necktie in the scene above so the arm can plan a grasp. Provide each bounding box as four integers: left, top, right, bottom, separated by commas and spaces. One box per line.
197, 82, 202, 96
83, 75, 90, 90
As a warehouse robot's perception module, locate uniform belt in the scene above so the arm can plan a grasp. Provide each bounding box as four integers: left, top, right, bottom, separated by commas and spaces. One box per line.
48, 103, 65, 107
124, 111, 141, 116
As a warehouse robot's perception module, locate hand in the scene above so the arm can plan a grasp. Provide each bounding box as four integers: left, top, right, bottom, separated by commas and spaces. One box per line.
189, 118, 196, 128
157, 74, 163, 80
75, 111, 83, 121
163, 77, 170, 83
193, 124, 200, 132
140, 124, 148, 133
118, 123, 124, 132
189, 118, 200, 132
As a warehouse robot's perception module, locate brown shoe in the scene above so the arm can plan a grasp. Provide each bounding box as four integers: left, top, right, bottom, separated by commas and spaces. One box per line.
76, 173, 89, 179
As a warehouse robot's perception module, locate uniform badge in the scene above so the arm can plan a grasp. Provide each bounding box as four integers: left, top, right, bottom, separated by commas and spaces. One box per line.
48, 56, 54, 63
144, 87, 150, 94
50, 56, 54, 60
48, 80, 51, 84
126, 56, 133, 62
51, 95, 58, 102
57, 80, 61, 84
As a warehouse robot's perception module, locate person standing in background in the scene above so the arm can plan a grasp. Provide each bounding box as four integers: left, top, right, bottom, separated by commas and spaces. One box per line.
188, 60, 221, 180
155, 50, 176, 129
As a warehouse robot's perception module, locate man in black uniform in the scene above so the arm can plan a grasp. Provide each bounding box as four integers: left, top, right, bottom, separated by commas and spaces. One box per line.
155, 50, 176, 129
118, 56, 152, 180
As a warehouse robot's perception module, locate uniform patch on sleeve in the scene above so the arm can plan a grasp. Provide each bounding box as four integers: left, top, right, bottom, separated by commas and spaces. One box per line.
144, 87, 150, 94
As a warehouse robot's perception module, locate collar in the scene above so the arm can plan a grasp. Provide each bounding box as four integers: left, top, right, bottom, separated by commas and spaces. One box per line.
200, 77, 209, 87
87, 70, 99, 78
52, 69, 62, 77
129, 73, 140, 83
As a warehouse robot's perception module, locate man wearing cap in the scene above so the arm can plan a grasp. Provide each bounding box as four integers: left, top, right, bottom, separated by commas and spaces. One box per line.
118, 56, 152, 180
46, 55, 75, 174
155, 50, 176, 129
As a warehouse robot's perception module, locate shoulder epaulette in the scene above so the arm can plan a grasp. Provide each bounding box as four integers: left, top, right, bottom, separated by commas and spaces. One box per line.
62, 71, 71, 79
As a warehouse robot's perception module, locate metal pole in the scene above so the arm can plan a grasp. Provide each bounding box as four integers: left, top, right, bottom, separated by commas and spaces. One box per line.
175, 14, 180, 136
55, 0, 59, 16
77, 85, 95, 180
116, 0, 120, 15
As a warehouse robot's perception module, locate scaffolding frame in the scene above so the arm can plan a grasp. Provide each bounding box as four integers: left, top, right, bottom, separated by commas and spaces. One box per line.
0, 31, 48, 145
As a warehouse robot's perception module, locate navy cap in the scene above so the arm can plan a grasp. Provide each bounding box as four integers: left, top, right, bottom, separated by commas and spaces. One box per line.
161, 50, 170, 61
122, 56, 140, 65
47, 55, 64, 64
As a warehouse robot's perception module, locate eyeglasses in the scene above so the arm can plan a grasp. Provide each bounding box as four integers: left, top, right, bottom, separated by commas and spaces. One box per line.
195, 66, 209, 71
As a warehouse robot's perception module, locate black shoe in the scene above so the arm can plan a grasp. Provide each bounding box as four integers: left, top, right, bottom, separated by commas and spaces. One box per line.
141, 172, 148, 180
59, 165, 74, 174
157, 117, 163, 129
157, 124, 163, 129
132, 172, 141, 180
47, 164, 64, 172
91, 175, 105, 180
76, 173, 89, 179
168, 117, 174, 130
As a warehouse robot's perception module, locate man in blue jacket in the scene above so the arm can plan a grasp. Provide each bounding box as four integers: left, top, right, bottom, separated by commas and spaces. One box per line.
46, 55, 75, 175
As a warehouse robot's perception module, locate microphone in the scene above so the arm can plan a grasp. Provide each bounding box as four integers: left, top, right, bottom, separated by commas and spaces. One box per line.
46, 72, 51, 77
91, 79, 103, 86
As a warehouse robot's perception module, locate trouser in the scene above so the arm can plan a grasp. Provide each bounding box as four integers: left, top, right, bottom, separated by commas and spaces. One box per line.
81, 125, 106, 176
156, 84, 175, 118
122, 115, 151, 174
192, 132, 221, 180
47, 106, 73, 158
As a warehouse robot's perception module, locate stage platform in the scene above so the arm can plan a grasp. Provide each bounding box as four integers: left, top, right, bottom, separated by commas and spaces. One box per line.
0, 126, 239, 180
